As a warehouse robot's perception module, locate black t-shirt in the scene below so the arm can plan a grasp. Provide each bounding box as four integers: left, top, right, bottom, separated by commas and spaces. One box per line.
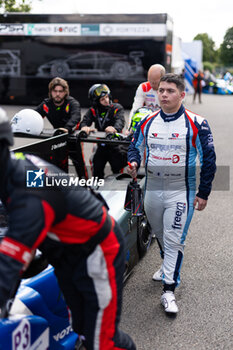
36, 96, 81, 132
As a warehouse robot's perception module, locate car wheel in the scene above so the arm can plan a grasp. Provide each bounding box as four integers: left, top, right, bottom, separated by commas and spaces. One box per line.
137, 214, 152, 258
50, 62, 69, 78
111, 62, 130, 79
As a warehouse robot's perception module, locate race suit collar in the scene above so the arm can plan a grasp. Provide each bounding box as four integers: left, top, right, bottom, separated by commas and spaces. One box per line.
160, 104, 185, 122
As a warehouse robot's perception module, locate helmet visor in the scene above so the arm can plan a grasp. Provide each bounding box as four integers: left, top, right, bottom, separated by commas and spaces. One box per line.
93, 84, 110, 98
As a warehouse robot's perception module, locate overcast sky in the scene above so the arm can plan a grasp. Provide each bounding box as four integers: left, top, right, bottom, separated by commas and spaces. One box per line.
31, 0, 233, 48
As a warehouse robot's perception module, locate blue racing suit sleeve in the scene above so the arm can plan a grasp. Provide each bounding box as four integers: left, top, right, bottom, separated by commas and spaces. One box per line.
127, 117, 147, 167
195, 119, 216, 199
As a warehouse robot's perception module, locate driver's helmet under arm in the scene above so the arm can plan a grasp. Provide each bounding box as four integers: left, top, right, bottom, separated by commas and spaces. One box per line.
131, 107, 153, 132
11, 109, 44, 136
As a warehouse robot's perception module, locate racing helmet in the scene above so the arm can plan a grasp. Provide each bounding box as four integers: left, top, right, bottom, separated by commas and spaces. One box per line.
88, 84, 111, 104
11, 109, 44, 136
131, 107, 153, 132
0, 107, 14, 146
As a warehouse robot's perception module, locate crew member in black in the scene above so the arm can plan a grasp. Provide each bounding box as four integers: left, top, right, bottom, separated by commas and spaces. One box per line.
36, 77, 86, 178
80, 84, 126, 178
0, 108, 136, 350
36, 77, 81, 133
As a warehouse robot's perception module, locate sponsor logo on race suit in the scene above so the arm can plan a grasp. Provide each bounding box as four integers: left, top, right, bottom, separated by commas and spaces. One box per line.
150, 144, 181, 151
151, 154, 180, 163
172, 202, 186, 230
172, 155, 180, 164
169, 133, 179, 139
149, 133, 163, 139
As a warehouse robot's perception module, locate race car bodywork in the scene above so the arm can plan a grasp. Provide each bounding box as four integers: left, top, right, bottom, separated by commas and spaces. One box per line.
0, 266, 79, 349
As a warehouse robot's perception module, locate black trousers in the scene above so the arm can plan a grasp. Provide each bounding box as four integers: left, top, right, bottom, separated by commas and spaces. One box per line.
93, 145, 127, 179
53, 222, 136, 350
69, 141, 88, 179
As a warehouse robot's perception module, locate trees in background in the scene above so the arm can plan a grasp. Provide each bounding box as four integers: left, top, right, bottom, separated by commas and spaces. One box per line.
0, 0, 32, 12
219, 27, 233, 66
193, 33, 217, 63
193, 28, 233, 74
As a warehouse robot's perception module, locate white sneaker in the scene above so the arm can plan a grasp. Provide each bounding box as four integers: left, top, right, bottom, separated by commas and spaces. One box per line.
161, 291, 178, 313
152, 265, 163, 281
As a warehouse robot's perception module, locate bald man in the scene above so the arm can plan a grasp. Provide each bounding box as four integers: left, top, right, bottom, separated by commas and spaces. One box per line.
128, 64, 166, 126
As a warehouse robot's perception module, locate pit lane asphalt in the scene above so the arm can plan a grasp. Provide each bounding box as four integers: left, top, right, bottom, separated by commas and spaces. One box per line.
3, 94, 233, 350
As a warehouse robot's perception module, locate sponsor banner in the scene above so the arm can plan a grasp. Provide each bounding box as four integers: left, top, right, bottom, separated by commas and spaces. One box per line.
0, 23, 167, 37
0, 23, 25, 35
0, 23, 81, 36
27, 23, 81, 36
81, 24, 100, 36
100, 23, 167, 37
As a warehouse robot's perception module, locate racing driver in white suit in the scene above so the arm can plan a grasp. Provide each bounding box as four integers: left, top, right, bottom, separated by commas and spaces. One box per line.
128, 64, 166, 126
127, 73, 216, 313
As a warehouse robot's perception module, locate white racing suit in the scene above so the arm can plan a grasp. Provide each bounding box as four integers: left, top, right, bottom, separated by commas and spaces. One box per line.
129, 81, 160, 124
128, 105, 216, 290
